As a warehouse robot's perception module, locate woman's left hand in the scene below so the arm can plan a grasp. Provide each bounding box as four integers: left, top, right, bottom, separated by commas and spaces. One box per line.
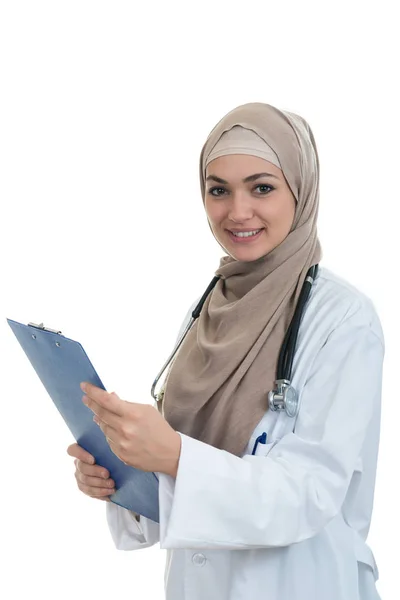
80, 382, 181, 478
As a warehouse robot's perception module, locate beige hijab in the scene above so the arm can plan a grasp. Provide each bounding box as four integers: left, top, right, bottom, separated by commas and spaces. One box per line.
158, 102, 322, 458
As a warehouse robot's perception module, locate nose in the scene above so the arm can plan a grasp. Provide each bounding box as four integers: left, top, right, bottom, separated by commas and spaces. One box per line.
228, 191, 254, 222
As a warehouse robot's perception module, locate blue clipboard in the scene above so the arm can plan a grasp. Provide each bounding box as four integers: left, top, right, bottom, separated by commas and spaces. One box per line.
7, 318, 160, 523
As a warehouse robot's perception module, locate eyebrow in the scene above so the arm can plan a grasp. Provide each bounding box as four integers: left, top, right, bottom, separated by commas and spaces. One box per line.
205, 172, 280, 184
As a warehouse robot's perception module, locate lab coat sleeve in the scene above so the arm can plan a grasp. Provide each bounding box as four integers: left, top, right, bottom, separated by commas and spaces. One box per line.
157, 303, 385, 549
106, 502, 160, 550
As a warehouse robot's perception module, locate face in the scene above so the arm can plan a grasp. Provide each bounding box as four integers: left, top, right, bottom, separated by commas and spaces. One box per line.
204, 154, 297, 262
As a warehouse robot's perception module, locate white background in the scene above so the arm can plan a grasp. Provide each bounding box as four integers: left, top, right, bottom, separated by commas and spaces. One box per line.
0, 1, 398, 598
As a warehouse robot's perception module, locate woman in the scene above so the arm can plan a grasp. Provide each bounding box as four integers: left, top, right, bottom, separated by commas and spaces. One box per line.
68, 102, 385, 600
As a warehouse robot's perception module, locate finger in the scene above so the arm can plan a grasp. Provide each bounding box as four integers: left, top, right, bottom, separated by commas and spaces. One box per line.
75, 471, 115, 489
94, 419, 120, 444
83, 397, 123, 429
78, 482, 116, 498
106, 438, 129, 465
75, 460, 110, 479
81, 383, 125, 417
67, 443, 95, 464
92, 407, 122, 432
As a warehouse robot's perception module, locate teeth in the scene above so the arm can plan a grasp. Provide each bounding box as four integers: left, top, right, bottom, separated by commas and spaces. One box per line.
231, 229, 261, 238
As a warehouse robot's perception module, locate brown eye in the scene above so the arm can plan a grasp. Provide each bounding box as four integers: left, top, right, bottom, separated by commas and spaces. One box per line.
254, 184, 274, 194
208, 187, 227, 197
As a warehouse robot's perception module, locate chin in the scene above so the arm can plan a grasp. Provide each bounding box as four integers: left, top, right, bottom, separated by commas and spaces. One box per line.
236, 250, 270, 262
226, 245, 272, 262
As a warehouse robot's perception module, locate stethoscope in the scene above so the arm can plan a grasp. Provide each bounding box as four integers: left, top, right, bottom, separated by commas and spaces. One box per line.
151, 264, 319, 419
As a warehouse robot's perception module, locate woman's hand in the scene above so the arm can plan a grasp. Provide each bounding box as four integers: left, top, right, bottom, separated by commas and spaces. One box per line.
67, 443, 116, 501
80, 382, 181, 478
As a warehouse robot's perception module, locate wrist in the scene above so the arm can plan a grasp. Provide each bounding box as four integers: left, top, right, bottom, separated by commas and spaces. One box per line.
165, 432, 181, 478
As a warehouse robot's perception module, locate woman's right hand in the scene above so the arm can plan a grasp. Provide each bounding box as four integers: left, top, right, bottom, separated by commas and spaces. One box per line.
67, 443, 116, 502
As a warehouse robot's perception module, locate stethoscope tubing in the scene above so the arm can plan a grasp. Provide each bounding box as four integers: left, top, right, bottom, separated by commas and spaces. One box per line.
278, 264, 319, 382
151, 265, 319, 407
151, 276, 220, 400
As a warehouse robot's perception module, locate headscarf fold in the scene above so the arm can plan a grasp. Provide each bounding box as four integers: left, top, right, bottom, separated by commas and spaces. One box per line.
158, 102, 322, 457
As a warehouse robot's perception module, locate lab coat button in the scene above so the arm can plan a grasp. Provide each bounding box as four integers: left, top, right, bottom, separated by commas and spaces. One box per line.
192, 553, 207, 567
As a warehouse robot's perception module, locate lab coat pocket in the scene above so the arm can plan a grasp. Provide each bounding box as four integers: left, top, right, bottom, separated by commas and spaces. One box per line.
252, 438, 278, 457
257, 441, 277, 457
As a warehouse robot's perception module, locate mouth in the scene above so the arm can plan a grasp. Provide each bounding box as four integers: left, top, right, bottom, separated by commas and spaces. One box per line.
226, 228, 265, 243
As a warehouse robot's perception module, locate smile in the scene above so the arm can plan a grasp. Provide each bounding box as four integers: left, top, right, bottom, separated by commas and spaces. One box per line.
227, 229, 264, 243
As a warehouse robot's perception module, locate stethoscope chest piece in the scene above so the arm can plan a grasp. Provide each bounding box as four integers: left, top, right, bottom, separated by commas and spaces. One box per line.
268, 379, 299, 418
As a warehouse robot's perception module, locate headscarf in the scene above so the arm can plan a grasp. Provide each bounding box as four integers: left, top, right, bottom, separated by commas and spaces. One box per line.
158, 102, 322, 457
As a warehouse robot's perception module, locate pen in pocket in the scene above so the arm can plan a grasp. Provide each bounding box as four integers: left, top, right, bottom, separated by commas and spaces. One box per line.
252, 432, 267, 455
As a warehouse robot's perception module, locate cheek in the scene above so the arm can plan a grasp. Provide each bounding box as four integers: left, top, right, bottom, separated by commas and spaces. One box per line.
285, 197, 297, 228
204, 200, 224, 224
266, 196, 296, 228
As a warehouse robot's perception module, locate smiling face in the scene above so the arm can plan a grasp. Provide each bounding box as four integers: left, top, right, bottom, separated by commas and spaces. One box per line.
204, 154, 297, 262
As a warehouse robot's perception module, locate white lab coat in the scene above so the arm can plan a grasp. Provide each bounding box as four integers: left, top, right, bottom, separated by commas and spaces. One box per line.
106, 266, 384, 600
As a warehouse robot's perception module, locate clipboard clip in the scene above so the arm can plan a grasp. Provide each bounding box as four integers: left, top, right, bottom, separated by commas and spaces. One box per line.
28, 322, 63, 335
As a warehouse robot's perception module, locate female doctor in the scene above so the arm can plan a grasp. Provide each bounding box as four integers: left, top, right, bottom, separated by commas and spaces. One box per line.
67, 102, 385, 600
